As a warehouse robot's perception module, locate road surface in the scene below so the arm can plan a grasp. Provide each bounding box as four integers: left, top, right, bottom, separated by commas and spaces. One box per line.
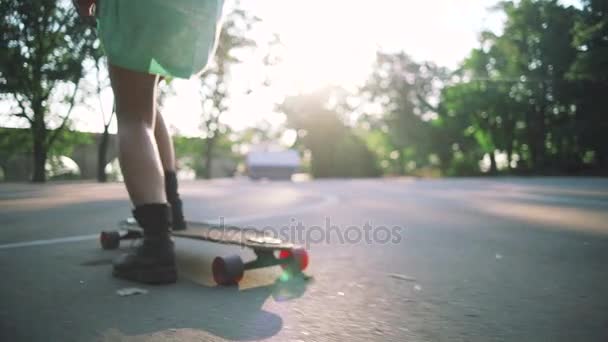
1, 177, 607, 341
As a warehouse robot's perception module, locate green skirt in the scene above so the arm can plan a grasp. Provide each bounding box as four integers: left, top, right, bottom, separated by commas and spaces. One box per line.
97, 0, 224, 79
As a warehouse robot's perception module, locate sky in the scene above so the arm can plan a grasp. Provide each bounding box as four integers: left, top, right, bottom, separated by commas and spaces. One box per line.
42, 0, 582, 136
161, 0, 508, 136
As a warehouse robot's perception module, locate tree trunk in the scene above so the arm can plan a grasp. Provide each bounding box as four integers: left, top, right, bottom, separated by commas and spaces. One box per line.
534, 110, 546, 173
203, 137, 215, 179
30, 94, 48, 182
506, 144, 513, 172
525, 111, 535, 171
534, 82, 547, 173
489, 151, 498, 174
505, 119, 514, 172
397, 149, 405, 175
97, 127, 110, 182
31, 111, 47, 183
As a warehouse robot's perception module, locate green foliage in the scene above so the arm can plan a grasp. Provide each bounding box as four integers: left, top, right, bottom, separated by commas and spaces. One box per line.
281, 88, 380, 178
569, 0, 608, 82
173, 134, 238, 178
353, 0, 606, 177
361, 129, 397, 174
0, 126, 91, 163
173, 135, 205, 176
358, 51, 448, 175
0, 127, 30, 158
567, 0, 608, 170
332, 134, 381, 178
0, 0, 98, 181
49, 129, 93, 156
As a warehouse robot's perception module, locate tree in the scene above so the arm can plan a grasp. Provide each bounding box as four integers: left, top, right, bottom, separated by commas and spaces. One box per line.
0, 0, 96, 182
281, 88, 380, 178
359, 51, 448, 175
438, 0, 582, 174
94, 59, 114, 183
490, 0, 580, 172
197, 6, 258, 179
438, 44, 524, 174
568, 0, 608, 171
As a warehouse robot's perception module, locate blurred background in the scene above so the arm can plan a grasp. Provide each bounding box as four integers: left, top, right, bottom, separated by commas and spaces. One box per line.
1, 0, 606, 183
2, 2, 608, 341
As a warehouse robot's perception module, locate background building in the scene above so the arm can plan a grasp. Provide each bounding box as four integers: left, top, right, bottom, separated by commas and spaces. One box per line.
246, 144, 301, 180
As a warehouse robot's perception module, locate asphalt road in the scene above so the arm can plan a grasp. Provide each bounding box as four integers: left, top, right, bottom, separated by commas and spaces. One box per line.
1, 177, 607, 341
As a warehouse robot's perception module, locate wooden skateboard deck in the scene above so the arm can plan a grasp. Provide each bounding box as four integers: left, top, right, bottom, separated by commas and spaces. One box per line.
119, 218, 295, 251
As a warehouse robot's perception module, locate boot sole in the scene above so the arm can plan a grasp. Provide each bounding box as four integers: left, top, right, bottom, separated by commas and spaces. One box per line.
113, 267, 178, 285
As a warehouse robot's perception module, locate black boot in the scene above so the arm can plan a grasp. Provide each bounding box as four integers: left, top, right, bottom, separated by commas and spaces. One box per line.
113, 203, 177, 284
165, 171, 187, 231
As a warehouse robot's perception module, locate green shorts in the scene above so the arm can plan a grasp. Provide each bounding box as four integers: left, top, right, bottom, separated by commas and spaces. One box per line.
97, 0, 224, 79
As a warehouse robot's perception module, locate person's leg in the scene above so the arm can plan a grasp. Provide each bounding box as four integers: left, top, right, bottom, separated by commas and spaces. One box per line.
112, 65, 164, 204
155, 112, 187, 230
154, 111, 175, 171
109, 64, 176, 284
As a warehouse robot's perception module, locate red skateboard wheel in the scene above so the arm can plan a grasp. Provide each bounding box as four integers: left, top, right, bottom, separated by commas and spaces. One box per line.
279, 247, 309, 271
212, 255, 244, 286
100, 231, 120, 250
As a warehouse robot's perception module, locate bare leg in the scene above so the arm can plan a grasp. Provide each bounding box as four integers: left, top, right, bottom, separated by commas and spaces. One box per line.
154, 112, 176, 172
155, 110, 187, 230
109, 64, 166, 205
109, 64, 176, 284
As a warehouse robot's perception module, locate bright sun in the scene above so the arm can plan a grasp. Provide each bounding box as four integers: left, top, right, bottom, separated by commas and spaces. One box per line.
263, 0, 377, 93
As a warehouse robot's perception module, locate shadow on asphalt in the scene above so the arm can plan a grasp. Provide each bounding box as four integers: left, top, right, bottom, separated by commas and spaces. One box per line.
81, 245, 311, 341
94, 275, 311, 341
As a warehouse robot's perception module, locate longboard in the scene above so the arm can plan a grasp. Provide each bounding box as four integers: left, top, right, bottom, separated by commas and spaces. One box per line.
99, 219, 309, 285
